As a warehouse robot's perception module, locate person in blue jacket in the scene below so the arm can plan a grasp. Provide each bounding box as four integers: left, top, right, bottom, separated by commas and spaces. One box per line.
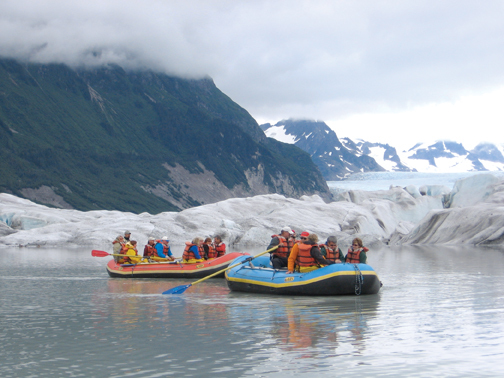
154, 236, 174, 261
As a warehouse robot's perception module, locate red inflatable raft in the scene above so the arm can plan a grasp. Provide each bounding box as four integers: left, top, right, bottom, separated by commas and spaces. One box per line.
106, 252, 249, 278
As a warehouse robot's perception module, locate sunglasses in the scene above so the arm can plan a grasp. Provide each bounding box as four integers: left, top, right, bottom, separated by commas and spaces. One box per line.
300, 237, 307, 240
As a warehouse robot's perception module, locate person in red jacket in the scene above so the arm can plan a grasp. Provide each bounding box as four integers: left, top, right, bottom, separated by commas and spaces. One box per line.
214, 235, 226, 257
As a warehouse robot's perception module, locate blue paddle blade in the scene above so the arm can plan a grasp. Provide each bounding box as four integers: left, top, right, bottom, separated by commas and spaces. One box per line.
162, 284, 192, 295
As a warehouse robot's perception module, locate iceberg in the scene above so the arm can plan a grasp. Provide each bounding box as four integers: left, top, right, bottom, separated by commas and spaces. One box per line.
1, 173, 503, 249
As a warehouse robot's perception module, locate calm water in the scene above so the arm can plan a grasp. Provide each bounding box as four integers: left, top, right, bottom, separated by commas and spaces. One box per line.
1, 245, 504, 377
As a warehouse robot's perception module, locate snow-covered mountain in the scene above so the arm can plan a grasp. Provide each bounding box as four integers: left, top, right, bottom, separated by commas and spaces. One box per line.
262, 119, 504, 179
261, 120, 385, 180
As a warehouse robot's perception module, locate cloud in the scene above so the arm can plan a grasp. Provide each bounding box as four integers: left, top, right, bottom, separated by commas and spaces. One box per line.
1, 0, 504, 147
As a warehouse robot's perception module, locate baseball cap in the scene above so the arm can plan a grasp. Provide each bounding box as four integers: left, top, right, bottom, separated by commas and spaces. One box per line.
281, 226, 293, 234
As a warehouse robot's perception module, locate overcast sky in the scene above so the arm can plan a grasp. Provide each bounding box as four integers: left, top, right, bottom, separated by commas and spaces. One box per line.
1, 0, 504, 150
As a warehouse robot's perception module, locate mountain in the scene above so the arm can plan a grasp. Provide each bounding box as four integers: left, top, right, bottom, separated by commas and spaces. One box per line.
262, 119, 504, 179
261, 119, 384, 180
0, 58, 331, 213
397, 141, 504, 172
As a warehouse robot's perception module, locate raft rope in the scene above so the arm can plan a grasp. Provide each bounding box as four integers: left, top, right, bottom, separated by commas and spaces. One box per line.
353, 264, 364, 296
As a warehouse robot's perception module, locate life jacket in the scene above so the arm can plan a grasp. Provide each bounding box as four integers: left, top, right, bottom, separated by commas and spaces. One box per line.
296, 243, 318, 267
206, 243, 217, 259
320, 244, 343, 262
215, 242, 226, 257
270, 235, 289, 258
346, 247, 368, 264
143, 244, 157, 257
182, 242, 199, 260
198, 245, 205, 258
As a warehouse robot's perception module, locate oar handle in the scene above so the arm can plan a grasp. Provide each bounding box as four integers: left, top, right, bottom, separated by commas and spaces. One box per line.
188, 245, 279, 286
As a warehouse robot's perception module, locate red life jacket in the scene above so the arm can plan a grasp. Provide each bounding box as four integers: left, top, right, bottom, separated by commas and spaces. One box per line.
296, 243, 318, 267
320, 244, 343, 262
182, 242, 199, 260
215, 242, 226, 257
270, 235, 289, 258
143, 244, 156, 257
206, 244, 217, 259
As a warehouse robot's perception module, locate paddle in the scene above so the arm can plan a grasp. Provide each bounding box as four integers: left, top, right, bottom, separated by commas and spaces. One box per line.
91, 250, 177, 262
162, 245, 278, 295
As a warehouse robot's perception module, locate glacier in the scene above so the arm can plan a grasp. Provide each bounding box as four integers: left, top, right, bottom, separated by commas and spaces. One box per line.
1, 173, 504, 251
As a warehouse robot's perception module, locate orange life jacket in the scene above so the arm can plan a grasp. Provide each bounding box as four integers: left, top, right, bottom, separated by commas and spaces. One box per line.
271, 235, 289, 258
346, 247, 368, 264
320, 244, 343, 262
215, 242, 226, 257
296, 243, 318, 267
206, 244, 217, 259
182, 242, 199, 260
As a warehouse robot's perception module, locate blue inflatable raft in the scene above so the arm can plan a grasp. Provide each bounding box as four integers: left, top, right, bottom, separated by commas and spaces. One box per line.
225, 254, 381, 296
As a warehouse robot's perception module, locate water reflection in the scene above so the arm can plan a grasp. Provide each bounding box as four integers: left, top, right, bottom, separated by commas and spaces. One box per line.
1, 245, 504, 377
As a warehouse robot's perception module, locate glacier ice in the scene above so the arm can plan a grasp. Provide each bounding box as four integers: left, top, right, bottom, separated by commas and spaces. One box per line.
1, 173, 504, 249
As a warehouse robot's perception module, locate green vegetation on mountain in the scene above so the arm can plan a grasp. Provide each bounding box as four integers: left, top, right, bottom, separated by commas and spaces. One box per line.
0, 58, 330, 213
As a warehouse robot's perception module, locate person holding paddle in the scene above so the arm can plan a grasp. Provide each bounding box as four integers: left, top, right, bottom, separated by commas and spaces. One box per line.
153, 237, 174, 261
267, 226, 294, 269
112, 235, 125, 263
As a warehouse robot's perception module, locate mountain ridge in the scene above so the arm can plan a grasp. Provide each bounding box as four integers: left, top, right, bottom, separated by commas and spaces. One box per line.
262, 119, 504, 179
0, 59, 331, 213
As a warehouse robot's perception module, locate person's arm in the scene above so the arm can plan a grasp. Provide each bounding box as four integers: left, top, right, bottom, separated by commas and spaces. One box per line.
287, 243, 299, 273
267, 237, 280, 251
203, 244, 209, 259
360, 250, 367, 264
167, 246, 173, 257
156, 244, 166, 258
191, 245, 201, 259
338, 248, 345, 263
311, 246, 334, 265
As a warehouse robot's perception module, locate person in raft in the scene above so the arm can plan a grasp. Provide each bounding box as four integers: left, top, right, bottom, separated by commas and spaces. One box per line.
319, 236, 345, 263
123, 240, 143, 264
203, 237, 217, 259
287, 233, 335, 273
153, 236, 175, 261
182, 237, 204, 263
124, 230, 132, 242
143, 237, 157, 258
112, 235, 125, 263
214, 235, 226, 257
267, 226, 295, 269
345, 237, 369, 264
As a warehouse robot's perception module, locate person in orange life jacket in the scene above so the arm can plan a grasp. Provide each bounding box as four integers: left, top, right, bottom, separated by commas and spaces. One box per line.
320, 236, 345, 263
123, 240, 143, 264
112, 235, 125, 263
182, 237, 204, 263
267, 226, 294, 269
214, 235, 226, 257
124, 230, 131, 242
143, 237, 157, 258
203, 237, 217, 259
287, 233, 334, 273
345, 237, 368, 264
154, 236, 174, 260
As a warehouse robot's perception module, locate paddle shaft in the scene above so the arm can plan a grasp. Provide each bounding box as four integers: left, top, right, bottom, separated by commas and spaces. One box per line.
187, 245, 278, 287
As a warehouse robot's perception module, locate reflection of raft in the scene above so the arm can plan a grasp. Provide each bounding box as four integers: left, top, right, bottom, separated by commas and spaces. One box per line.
106, 252, 249, 278
225, 255, 381, 296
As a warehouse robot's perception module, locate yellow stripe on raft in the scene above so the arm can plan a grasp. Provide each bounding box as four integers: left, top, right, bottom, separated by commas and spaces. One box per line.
225, 269, 378, 288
